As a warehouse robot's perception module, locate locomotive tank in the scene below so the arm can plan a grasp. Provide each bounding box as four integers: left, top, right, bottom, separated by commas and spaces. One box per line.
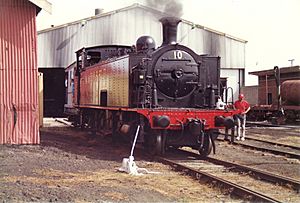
281, 80, 300, 105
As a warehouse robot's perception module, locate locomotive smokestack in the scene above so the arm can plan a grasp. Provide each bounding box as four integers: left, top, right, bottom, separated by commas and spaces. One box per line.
160, 17, 181, 46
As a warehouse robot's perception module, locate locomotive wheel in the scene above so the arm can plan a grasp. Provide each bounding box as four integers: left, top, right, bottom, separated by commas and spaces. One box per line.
144, 131, 166, 156
155, 132, 166, 156
198, 133, 212, 159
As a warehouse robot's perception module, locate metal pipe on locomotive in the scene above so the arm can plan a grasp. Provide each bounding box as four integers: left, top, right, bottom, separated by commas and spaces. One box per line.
66, 17, 240, 158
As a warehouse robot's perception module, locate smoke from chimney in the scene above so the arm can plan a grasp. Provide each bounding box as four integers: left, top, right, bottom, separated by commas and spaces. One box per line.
143, 0, 183, 17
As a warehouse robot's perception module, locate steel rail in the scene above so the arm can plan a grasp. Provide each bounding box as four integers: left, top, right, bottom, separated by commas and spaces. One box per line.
218, 132, 300, 151
217, 136, 300, 159
246, 121, 299, 129
157, 157, 282, 203
246, 121, 282, 127
207, 157, 300, 191
231, 141, 300, 159
178, 148, 300, 191
239, 135, 300, 151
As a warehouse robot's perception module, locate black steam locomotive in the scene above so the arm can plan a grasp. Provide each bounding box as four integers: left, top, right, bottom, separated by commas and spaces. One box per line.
65, 17, 238, 158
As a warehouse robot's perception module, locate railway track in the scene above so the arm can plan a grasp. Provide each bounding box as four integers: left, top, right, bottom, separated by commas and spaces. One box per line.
218, 133, 300, 159
247, 121, 282, 128
246, 121, 300, 129
247, 126, 300, 137
157, 148, 300, 202
242, 136, 300, 151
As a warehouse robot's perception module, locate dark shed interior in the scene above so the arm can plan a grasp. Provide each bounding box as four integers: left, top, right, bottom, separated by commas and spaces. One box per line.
38, 68, 65, 117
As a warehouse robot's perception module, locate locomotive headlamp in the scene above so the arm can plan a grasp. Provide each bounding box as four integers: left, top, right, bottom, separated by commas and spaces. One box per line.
153, 115, 170, 128
139, 75, 144, 80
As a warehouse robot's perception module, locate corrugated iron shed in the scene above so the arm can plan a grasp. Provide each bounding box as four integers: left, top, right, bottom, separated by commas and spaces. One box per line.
0, 0, 50, 144
37, 4, 247, 69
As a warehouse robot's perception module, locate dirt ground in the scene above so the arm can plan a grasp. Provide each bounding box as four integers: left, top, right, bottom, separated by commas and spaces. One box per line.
1, 118, 299, 202
216, 127, 300, 180
0, 118, 239, 202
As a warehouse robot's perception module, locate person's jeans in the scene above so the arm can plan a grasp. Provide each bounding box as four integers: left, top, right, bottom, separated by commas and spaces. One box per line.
236, 114, 246, 138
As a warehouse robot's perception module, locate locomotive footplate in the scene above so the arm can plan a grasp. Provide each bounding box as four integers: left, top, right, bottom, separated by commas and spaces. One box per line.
77, 105, 237, 130
136, 108, 237, 130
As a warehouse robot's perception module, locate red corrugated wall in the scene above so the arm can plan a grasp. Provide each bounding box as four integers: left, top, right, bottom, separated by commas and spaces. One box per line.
0, 0, 39, 144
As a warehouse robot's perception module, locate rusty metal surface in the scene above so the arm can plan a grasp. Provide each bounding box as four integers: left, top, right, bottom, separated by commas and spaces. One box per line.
281, 80, 300, 105
80, 56, 129, 107
0, 0, 39, 144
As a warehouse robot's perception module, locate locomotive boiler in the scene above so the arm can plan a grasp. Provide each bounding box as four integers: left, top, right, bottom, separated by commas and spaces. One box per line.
65, 17, 239, 158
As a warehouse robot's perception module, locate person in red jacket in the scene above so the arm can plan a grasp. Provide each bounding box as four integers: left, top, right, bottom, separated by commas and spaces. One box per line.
234, 93, 251, 141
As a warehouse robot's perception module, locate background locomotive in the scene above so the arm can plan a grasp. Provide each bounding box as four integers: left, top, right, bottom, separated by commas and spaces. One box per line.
249, 80, 300, 124
65, 17, 238, 158
249, 66, 300, 124
280, 80, 300, 121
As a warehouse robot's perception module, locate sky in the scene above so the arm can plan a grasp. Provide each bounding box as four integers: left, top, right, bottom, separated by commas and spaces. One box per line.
36, 0, 300, 85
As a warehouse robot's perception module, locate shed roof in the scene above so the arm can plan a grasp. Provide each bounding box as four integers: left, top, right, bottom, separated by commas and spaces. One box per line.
249, 66, 300, 76
37, 3, 246, 43
28, 0, 51, 14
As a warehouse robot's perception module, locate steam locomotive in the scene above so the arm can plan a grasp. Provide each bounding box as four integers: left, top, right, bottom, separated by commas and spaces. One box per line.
65, 17, 239, 158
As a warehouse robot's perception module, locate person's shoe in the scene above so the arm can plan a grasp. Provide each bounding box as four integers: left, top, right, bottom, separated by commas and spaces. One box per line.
241, 137, 245, 141
236, 136, 240, 141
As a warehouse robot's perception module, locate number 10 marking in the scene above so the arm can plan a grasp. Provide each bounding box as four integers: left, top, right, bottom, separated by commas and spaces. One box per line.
173, 50, 183, 59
